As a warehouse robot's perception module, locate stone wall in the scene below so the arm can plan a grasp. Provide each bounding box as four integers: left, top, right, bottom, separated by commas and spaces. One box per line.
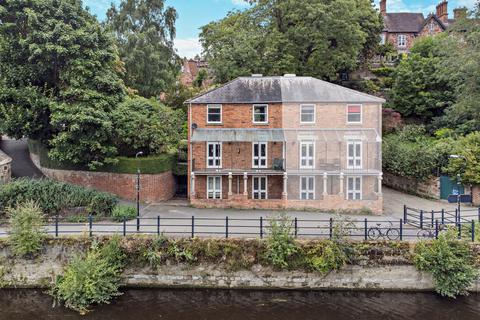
30, 153, 176, 203
1, 239, 479, 292
383, 172, 440, 199
472, 185, 480, 206
0, 149, 12, 185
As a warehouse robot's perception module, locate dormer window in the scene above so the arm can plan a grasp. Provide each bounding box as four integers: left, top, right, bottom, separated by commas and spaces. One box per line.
253, 104, 268, 123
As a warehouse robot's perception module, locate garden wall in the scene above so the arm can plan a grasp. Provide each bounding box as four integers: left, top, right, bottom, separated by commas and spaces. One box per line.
30, 153, 176, 203
383, 172, 440, 199
1, 239, 480, 292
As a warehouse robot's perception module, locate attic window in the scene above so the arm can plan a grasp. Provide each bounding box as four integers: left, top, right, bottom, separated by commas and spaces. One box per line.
207, 104, 222, 124
253, 104, 268, 124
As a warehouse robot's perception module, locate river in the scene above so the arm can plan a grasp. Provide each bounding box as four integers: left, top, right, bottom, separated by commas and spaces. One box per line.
0, 289, 479, 319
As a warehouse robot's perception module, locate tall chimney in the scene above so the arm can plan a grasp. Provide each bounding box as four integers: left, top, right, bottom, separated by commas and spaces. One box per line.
436, 1, 449, 23
380, 0, 387, 16
453, 7, 467, 20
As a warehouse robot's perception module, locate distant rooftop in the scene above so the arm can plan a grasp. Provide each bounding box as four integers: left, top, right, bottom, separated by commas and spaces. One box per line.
186, 75, 385, 104
383, 12, 426, 33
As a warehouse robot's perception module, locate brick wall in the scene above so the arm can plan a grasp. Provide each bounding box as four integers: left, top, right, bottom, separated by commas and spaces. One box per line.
386, 32, 417, 53
383, 172, 440, 199
419, 19, 444, 37
472, 186, 480, 206
30, 153, 175, 203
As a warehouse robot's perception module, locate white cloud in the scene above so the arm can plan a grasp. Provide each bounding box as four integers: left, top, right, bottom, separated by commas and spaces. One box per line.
231, 0, 250, 6
174, 38, 202, 59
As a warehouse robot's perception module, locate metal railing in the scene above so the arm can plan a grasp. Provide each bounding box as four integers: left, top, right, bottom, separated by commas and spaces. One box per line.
0, 215, 478, 242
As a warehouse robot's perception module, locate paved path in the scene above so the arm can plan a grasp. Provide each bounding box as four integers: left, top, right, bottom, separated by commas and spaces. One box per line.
0, 137, 44, 178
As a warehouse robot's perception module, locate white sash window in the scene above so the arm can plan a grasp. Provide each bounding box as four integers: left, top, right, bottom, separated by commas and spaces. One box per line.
347, 176, 362, 200
252, 142, 267, 168
207, 142, 222, 168
252, 176, 267, 199
207, 176, 222, 199
300, 141, 315, 169
300, 176, 315, 200
347, 141, 362, 169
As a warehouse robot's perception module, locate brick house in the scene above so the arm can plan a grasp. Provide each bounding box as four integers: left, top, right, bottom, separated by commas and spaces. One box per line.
186, 75, 385, 214
180, 58, 211, 87
380, 0, 466, 54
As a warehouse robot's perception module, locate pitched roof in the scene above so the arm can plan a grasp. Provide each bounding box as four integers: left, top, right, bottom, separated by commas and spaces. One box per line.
384, 13, 425, 33
186, 76, 385, 104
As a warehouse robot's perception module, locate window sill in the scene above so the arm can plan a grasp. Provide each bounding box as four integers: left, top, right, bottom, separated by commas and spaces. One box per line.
206, 123, 223, 126
253, 122, 269, 125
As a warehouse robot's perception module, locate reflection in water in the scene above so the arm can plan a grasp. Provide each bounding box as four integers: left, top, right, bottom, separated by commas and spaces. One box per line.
0, 289, 479, 320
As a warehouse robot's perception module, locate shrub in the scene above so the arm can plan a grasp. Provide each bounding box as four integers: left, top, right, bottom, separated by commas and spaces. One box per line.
414, 232, 478, 298
0, 178, 117, 217
50, 236, 126, 314
264, 215, 298, 269
111, 205, 137, 222
7, 201, 46, 256
304, 241, 349, 274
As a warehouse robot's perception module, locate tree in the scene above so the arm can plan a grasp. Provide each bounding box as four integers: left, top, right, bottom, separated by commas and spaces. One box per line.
111, 96, 185, 157
389, 36, 455, 122
107, 0, 180, 98
0, 0, 126, 168
435, 5, 480, 134
200, 0, 383, 83
444, 132, 480, 185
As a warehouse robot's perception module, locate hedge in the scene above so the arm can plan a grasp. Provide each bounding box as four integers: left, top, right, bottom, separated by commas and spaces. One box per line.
0, 178, 118, 217
28, 140, 176, 174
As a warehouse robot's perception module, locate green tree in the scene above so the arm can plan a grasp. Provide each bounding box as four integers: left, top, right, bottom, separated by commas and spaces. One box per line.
107, 0, 180, 98
435, 6, 480, 133
200, 0, 383, 83
389, 36, 455, 122
111, 96, 185, 156
0, 0, 126, 168
444, 132, 480, 185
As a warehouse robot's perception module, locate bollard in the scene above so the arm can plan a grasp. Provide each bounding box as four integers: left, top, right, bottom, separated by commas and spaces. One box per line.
225, 216, 229, 239
260, 217, 263, 239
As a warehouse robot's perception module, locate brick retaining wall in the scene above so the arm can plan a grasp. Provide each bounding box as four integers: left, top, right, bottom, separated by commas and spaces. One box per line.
30, 153, 176, 203
383, 172, 440, 199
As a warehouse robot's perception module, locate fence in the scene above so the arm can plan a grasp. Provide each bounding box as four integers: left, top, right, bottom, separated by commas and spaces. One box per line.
0, 214, 478, 242
404, 205, 480, 228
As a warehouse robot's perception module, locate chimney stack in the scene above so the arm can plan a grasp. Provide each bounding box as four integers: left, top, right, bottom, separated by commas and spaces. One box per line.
380, 0, 387, 16
453, 7, 467, 20
436, 1, 449, 23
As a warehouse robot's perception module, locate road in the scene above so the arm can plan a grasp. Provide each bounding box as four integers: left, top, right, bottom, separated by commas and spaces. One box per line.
0, 137, 44, 178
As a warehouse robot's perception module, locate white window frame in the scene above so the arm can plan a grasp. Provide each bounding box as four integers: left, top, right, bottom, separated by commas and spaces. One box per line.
252, 104, 268, 124
347, 141, 362, 169
346, 104, 362, 124
252, 142, 268, 168
397, 34, 407, 48
300, 104, 316, 124
300, 176, 315, 200
429, 21, 435, 33
207, 142, 222, 168
207, 104, 222, 124
299, 140, 315, 169
207, 176, 222, 199
380, 33, 386, 45
347, 176, 362, 200
252, 176, 268, 199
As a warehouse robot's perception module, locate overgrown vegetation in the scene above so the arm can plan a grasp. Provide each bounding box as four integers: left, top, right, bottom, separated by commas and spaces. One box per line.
414, 232, 478, 298
7, 201, 46, 257
0, 179, 118, 217
111, 205, 137, 222
50, 237, 126, 314
264, 215, 298, 269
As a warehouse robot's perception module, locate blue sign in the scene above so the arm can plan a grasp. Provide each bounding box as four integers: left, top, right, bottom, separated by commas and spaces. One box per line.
448, 194, 472, 204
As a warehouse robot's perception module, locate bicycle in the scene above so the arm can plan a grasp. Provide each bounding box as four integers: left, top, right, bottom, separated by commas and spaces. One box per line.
367, 222, 400, 240
417, 223, 447, 239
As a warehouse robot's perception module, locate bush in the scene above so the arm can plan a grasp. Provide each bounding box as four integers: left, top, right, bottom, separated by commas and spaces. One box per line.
50, 236, 126, 314
414, 232, 478, 298
111, 205, 137, 222
304, 241, 349, 274
7, 201, 46, 256
264, 215, 298, 269
0, 179, 118, 217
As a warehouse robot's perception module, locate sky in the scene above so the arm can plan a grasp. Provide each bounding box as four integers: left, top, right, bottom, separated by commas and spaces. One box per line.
84, 0, 478, 58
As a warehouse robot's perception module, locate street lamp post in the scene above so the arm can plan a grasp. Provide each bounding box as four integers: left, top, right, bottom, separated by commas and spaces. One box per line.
136, 151, 144, 232
449, 154, 467, 213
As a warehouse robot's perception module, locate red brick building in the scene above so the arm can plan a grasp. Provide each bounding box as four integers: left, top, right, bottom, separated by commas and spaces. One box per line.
380, 0, 466, 53
186, 75, 385, 214
180, 58, 211, 87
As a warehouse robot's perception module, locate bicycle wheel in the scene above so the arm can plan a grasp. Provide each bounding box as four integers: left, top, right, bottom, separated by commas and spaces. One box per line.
367, 227, 381, 240
386, 228, 400, 240
417, 229, 433, 239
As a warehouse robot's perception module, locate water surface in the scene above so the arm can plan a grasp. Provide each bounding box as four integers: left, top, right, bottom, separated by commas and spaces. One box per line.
0, 289, 479, 320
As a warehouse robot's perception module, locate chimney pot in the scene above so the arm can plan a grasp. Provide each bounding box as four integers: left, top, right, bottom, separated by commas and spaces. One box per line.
380, 0, 387, 16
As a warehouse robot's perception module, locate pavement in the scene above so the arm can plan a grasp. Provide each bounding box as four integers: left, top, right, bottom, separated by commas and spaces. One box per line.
0, 137, 44, 178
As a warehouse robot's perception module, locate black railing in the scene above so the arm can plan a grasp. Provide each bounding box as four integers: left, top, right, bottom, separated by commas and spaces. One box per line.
0, 215, 478, 242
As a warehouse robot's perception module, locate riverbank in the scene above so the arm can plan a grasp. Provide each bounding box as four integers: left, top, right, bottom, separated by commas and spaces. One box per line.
1, 237, 479, 292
